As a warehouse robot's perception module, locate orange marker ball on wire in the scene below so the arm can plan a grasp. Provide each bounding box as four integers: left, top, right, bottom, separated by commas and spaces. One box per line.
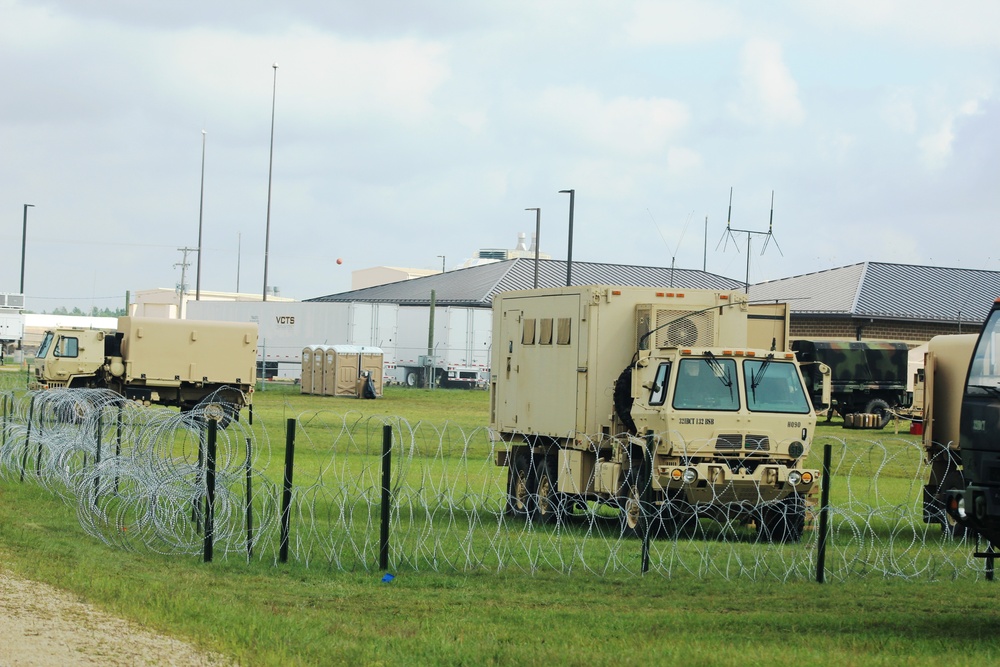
336, 258, 343, 265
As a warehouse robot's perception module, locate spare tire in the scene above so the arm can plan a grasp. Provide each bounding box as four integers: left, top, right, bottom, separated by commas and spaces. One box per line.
865, 398, 892, 429
614, 365, 637, 434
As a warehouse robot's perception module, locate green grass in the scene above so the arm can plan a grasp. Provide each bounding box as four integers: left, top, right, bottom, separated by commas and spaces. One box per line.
3, 379, 1000, 665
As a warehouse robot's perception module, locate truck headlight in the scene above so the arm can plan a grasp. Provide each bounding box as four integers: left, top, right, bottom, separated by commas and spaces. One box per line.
682, 468, 698, 484
788, 471, 803, 486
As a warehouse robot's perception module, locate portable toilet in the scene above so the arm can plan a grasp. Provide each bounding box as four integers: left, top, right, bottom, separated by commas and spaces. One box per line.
357, 346, 384, 397
326, 345, 384, 397
322, 346, 340, 396
301, 346, 317, 394
314, 345, 331, 395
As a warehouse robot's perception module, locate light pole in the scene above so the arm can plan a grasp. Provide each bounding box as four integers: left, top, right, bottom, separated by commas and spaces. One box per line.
262, 63, 278, 302
196, 129, 206, 301
525, 207, 540, 288
20, 204, 34, 294
558, 189, 575, 287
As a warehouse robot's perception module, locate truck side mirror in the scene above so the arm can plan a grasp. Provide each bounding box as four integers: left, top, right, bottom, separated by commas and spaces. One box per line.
817, 362, 832, 412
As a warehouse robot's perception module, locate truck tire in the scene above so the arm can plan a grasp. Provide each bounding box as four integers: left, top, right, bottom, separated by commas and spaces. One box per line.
405, 371, 419, 387
758, 495, 805, 543
864, 398, 892, 429
533, 456, 563, 525
613, 366, 637, 434
505, 450, 534, 517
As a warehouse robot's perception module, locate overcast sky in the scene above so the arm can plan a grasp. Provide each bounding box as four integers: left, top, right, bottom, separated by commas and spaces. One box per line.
2, 1, 998, 310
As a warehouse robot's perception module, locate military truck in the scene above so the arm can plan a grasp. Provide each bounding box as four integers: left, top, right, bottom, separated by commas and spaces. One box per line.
490, 286, 823, 542
937, 299, 1000, 547
792, 339, 911, 428
32, 316, 258, 421
920, 334, 977, 537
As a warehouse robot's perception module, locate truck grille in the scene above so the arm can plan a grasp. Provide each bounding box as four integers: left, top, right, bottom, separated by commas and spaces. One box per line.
714, 434, 770, 452
715, 434, 743, 450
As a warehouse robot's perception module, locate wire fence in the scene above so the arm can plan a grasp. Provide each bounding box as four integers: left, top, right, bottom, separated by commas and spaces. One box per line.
0, 387, 992, 581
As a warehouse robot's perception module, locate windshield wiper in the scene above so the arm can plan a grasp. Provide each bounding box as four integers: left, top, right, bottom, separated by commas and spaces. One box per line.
703, 351, 734, 401
750, 353, 775, 401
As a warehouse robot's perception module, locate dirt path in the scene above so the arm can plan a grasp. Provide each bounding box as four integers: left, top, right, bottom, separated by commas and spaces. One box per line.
0, 569, 232, 667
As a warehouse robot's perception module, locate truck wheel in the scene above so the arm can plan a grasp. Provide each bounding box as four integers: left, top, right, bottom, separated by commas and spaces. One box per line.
759, 495, 805, 543
532, 456, 562, 524
405, 371, 418, 387
864, 398, 892, 429
506, 450, 534, 517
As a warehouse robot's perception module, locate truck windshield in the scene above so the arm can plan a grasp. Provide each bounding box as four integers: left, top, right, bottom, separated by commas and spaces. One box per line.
672, 357, 738, 411
743, 359, 811, 414
968, 307, 1000, 396
36, 332, 53, 359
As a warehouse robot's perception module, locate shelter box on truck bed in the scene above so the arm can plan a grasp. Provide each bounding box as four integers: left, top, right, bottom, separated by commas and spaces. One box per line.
490, 285, 788, 438
116, 317, 257, 385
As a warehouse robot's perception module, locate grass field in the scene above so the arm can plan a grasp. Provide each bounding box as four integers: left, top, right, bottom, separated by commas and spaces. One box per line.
2, 375, 999, 665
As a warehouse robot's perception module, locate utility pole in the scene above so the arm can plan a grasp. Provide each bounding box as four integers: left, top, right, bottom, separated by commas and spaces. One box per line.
176, 247, 199, 295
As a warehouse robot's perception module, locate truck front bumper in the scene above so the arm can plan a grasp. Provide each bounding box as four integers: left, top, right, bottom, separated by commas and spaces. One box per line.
655, 462, 818, 505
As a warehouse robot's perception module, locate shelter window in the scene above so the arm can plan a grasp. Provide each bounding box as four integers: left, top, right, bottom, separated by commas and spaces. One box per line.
521, 318, 536, 345
557, 318, 572, 345
539, 318, 553, 345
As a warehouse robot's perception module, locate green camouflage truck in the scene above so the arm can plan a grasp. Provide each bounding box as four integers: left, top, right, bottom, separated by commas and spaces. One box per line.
791, 339, 911, 428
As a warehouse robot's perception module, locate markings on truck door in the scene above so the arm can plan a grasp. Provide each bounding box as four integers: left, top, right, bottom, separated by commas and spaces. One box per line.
679, 417, 715, 425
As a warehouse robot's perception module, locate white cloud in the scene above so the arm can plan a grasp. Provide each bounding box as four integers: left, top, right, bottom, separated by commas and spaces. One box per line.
666, 147, 704, 176
535, 87, 689, 158
919, 99, 983, 168
624, 0, 741, 45
164, 26, 451, 129
804, 0, 1000, 49
880, 88, 918, 134
728, 39, 804, 128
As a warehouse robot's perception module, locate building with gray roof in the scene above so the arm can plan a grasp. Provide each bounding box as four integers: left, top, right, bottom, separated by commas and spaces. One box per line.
749, 261, 1000, 342
307, 257, 745, 307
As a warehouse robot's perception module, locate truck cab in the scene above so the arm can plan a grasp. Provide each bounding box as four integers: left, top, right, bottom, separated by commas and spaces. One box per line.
628, 347, 815, 508
33, 328, 111, 388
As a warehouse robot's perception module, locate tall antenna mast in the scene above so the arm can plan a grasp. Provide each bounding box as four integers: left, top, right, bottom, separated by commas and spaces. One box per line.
716, 189, 783, 293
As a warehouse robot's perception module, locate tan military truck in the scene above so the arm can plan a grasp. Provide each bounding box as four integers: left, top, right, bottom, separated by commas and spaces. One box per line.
32, 316, 258, 422
491, 285, 823, 542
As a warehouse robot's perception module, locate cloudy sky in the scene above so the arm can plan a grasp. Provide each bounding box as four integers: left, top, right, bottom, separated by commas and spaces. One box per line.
2, 1, 998, 310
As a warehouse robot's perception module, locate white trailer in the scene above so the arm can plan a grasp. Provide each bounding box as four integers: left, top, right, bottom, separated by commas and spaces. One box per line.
390, 305, 492, 388
0, 292, 24, 354
186, 301, 398, 379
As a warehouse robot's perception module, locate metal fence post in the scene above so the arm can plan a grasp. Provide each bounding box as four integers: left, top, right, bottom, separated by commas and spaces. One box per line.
93, 409, 102, 505
816, 444, 833, 583
245, 437, 254, 562
20, 395, 35, 482
204, 418, 218, 563
641, 431, 654, 574
279, 418, 296, 564
379, 424, 392, 571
